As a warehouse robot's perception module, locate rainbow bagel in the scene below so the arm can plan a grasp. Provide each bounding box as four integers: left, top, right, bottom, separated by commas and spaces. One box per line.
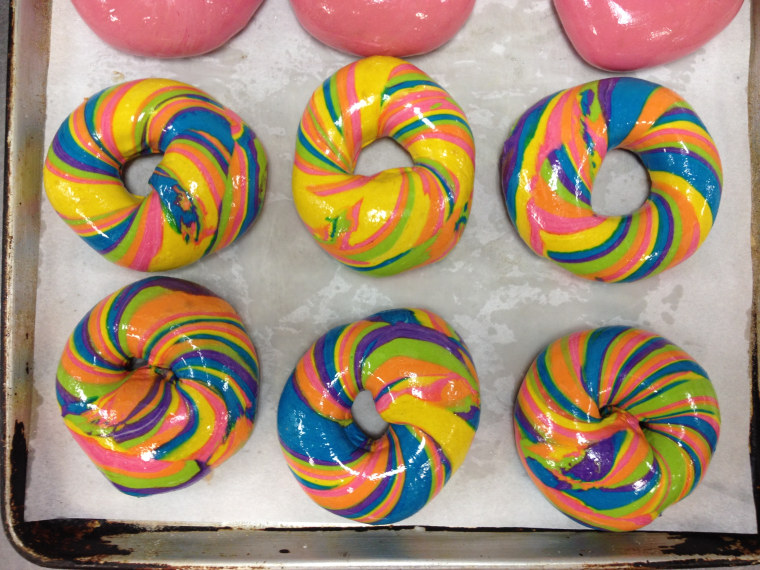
500, 77, 722, 282
292, 56, 475, 276
56, 276, 259, 495
44, 78, 267, 271
277, 308, 481, 524
514, 326, 720, 531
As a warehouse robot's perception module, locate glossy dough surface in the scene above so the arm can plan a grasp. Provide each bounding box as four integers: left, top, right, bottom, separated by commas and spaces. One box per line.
56, 276, 260, 496
44, 78, 267, 272
277, 308, 481, 524
293, 56, 475, 276
554, 0, 744, 71
500, 77, 722, 282
514, 326, 720, 531
71, 0, 265, 58
289, 0, 475, 56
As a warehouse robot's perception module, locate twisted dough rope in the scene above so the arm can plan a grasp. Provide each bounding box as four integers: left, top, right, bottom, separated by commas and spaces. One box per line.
44, 78, 267, 271
278, 308, 480, 524
293, 56, 475, 276
514, 326, 720, 531
501, 77, 721, 282
56, 276, 259, 495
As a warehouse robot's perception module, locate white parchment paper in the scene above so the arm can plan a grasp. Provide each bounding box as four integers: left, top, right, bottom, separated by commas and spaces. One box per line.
25, 0, 755, 533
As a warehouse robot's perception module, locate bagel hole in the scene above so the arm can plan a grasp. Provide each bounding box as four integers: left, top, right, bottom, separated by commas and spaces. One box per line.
591, 150, 650, 217
122, 154, 163, 197
125, 357, 149, 371
354, 138, 414, 175
351, 390, 389, 440
125, 357, 172, 379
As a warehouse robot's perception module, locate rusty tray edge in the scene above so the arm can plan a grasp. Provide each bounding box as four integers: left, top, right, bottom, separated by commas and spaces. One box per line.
3, 0, 760, 568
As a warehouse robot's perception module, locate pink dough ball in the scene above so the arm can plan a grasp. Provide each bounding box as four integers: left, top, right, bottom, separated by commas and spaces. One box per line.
289, 0, 475, 57
554, 0, 744, 71
71, 0, 265, 58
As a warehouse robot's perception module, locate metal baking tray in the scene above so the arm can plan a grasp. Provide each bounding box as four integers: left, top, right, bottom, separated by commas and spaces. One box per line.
3, 0, 760, 567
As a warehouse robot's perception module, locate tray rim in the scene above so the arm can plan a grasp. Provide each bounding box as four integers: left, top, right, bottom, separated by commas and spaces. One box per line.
3, 0, 760, 567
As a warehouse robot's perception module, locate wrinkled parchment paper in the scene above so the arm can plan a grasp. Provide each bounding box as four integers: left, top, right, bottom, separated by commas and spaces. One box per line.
25, 0, 755, 533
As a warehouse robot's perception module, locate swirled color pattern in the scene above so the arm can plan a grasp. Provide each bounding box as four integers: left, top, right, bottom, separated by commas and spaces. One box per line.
44, 78, 267, 271
293, 56, 475, 276
500, 77, 722, 282
514, 326, 720, 531
56, 276, 259, 496
277, 308, 480, 524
